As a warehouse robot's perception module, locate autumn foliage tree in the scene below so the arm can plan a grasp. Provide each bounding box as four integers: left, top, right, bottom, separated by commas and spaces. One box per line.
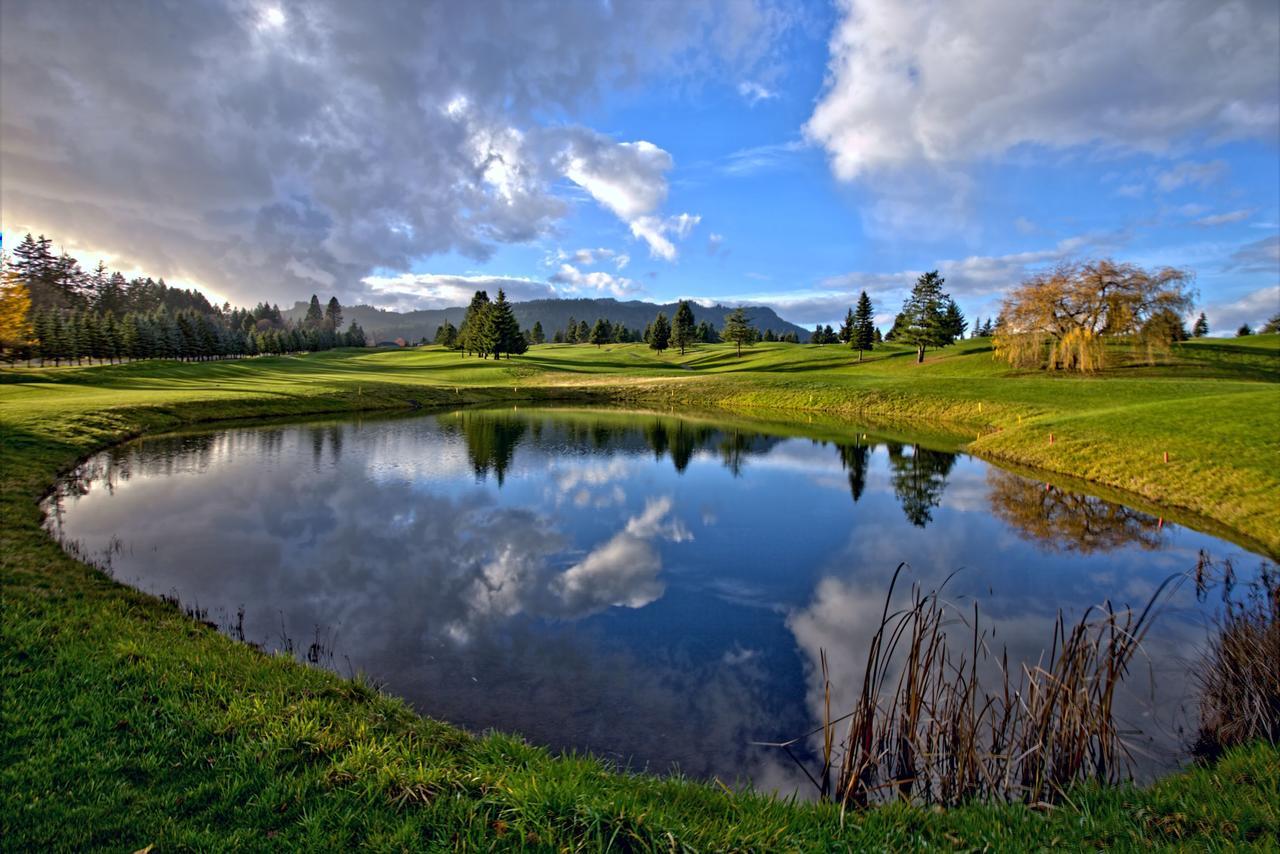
994, 260, 1194, 372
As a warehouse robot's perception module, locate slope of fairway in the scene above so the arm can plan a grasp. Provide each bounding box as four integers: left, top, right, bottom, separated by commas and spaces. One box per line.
3, 335, 1277, 553
2, 337, 1279, 849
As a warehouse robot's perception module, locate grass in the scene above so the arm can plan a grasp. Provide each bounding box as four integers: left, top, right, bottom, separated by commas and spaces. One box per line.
2, 336, 1279, 848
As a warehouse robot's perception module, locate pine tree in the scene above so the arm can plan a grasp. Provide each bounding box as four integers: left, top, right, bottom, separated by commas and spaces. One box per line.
459, 290, 493, 357
1263, 313, 1280, 335
839, 307, 856, 344
531, 321, 545, 344
649, 312, 671, 353
671, 300, 697, 355
1237, 323, 1253, 337
853, 290, 875, 359
941, 297, 966, 343
722, 307, 755, 357
900, 271, 950, 363
304, 294, 325, 329
434, 320, 458, 347
489, 289, 522, 358
1192, 312, 1209, 337
589, 318, 611, 347
565, 315, 578, 343
577, 319, 590, 343
324, 297, 343, 331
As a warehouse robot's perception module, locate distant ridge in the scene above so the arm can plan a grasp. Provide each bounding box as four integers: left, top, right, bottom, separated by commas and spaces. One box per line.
284, 297, 811, 343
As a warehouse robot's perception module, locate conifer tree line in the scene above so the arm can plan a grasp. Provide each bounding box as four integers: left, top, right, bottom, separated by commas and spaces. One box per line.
0, 233, 367, 364
448, 289, 528, 358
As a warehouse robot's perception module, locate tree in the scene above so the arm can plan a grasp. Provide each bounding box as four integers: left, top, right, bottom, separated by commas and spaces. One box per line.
941, 297, 966, 343
304, 294, 325, 329
697, 320, 719, 343
648, 311, 671, 353
577, 319, 590, 343
1237, 323, 1253, 337
589, 318, 611, 347
672, 300, 697, 355
459, 290, 493, 357
994, 260, 1194, 372
1262, 313, 1280, 335
838, 307, 856, 344
898, 271, 949, 363
565, 315, 578, 343
531, 320, 545, 344
0, 270, 33, 363
324, 297, 343, 332
1192, 312, 1209, 337
722, 306, 755, 357
434, 320, 458, 347
853, 290, 875, 360
489, 289, 523, 358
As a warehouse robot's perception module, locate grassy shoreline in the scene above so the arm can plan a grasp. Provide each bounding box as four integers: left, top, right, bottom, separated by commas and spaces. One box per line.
3, 338, 1279, 848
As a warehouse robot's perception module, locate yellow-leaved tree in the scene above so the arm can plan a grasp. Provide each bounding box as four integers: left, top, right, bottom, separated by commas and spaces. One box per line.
994, 260, 1193, 372
0, 268, 34, 363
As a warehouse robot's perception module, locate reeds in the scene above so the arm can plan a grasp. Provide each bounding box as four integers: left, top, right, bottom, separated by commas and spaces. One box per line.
766, 564, 1177, 812
1195, 561, 1280, 760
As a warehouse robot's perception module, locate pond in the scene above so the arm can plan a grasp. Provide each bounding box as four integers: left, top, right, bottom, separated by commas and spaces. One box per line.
43, 406, 1267, 794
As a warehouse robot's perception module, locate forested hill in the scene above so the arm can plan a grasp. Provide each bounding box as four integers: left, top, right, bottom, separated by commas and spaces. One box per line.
282, 298, 810, 343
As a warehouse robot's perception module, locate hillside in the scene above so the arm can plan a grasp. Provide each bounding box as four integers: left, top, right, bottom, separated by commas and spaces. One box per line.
283, 297, 812, 343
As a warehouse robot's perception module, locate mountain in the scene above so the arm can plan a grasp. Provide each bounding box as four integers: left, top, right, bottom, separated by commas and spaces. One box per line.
283, 297, 812, 343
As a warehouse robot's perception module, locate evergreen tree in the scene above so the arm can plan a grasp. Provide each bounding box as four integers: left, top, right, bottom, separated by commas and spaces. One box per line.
589, 318, 611, 347
941, 297, 966, 343
565, 315, 578, 343
304, 294, 325, 329
324, 296, 343, 331
853, 290, 875, 359
722, 307, 754, 357
1192, 312, 1210, 337
531, 320, 545, 344
434, 320, 458, 347
899, 270, 950, 363
488, 289, 522, 358
577, 319, 590, 342
1237, 323, 1253, 337
648, 312, 671, 353
839, 307, 856, 344
763, 328, 777, 342
874, 327, 883, 343
1263, 313, 1280, 335
459, 290, 493, 357
671, 300, 697, 355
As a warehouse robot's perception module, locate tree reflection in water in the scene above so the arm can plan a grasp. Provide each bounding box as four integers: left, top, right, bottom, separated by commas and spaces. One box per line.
986, 468, 1164, 552
886, 442, 957, 527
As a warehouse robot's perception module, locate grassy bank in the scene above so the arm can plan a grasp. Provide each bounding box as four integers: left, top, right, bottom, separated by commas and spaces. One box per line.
4, 334, 1278, 553
3, 337, 1279, 848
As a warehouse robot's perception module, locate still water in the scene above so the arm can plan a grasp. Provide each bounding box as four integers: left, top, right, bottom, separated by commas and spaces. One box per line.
44, 407, 1266, 792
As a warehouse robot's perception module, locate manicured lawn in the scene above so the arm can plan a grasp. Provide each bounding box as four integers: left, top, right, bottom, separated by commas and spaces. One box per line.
2, 335, 1278, 849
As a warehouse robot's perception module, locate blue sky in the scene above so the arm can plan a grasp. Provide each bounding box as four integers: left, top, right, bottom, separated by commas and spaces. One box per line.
2, 0, 1277, 332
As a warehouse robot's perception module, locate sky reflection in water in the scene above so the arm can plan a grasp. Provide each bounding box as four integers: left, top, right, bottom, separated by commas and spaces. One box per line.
44, 408, 1266, 794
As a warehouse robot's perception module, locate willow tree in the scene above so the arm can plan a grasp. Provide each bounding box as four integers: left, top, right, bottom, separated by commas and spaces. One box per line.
994, 260, 1193, 372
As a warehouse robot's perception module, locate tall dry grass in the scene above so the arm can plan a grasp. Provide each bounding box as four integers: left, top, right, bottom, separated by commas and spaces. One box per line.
763, 564, 1178, 813
1194, 559, 1280, 760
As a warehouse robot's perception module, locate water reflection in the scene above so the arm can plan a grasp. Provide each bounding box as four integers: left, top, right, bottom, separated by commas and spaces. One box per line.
43, 407, 1262, 791
987, 468, 1164, 553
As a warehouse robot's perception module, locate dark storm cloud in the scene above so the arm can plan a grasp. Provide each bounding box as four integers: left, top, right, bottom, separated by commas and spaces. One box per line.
0, 0, 789, 306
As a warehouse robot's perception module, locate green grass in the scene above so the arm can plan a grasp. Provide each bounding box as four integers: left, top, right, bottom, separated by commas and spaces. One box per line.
3, 337, 1279, 849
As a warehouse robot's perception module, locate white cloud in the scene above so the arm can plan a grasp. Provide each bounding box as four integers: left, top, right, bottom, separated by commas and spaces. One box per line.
360, 272, 556, 311
808, 2, 1277, 179
804, 0, 1279, 235
1201, 284, 1279, 334
720, 139, 807, 176
548, 262, 640, 297
0, 0, 777, 305
1195, 209, 1255, 227
737, 80, 776, 104
1155, 160, 1228, 193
